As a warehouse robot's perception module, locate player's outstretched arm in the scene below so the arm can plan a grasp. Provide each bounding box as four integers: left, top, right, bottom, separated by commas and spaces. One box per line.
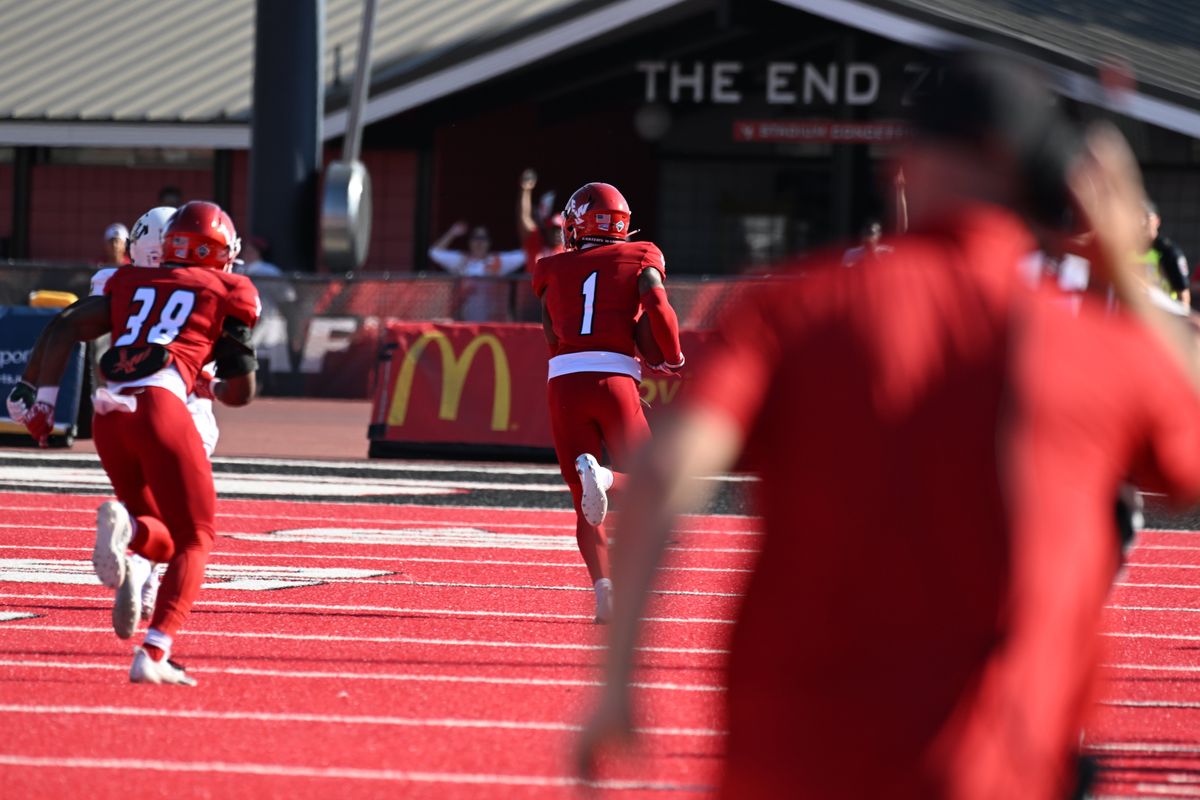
8, 296, 112, 445
637, 268, 683, 369
24, 296, 112, 388
576, 408, 742, 780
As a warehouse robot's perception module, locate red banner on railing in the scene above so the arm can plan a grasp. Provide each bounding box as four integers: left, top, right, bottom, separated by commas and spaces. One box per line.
368, 322, 709, 455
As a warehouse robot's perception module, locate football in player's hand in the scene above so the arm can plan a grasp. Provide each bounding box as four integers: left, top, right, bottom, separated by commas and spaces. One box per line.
635, 314, 662, 365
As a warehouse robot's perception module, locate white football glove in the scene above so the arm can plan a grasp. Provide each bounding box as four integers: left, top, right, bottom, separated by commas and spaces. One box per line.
6, 380, 35, 422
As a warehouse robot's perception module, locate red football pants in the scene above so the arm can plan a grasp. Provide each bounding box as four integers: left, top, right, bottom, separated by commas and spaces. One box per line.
547, 372, 651, 582
92, 387, 216, 639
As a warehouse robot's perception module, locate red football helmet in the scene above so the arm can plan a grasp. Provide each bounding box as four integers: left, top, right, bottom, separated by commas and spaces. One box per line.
563, 183, 631, 249
161, 201, 241, 271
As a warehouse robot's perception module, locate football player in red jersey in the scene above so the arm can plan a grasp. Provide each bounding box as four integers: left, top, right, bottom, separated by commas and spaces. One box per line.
532, 182, 684, 622
7, 201, 260, 685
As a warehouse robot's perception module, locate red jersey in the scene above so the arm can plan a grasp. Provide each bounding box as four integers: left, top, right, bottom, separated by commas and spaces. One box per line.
532, 241, 665, 358
104, 266, 260, 393
685, 205, 1200, 799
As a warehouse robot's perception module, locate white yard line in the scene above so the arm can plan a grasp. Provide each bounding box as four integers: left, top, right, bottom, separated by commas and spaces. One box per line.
0, 753, 712, 791
0, 623, 730, 656
0, 591, 739, 625
0, 658, 725, 692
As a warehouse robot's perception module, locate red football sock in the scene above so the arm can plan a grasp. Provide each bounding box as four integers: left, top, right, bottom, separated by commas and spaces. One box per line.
143, 644, 165, 662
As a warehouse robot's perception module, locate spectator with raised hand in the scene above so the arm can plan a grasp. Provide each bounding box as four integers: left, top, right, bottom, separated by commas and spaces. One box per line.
428, 220, 525, 321
517, 168, 566, 270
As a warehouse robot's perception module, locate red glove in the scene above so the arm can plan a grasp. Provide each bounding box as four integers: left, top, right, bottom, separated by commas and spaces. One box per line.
23, 401, 54, 447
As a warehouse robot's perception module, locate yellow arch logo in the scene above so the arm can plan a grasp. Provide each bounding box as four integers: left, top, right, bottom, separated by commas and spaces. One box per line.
387, 331, 512, 431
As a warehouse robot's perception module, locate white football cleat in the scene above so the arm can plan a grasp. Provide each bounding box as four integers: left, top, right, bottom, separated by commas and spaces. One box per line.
93, 501, 133, 589
129, 647, 197, 687
140, 564, 161, 622
594, 578, 614, 624
113, 555, 153, 639
112, 569, 140, 640
575, 453, 611, 527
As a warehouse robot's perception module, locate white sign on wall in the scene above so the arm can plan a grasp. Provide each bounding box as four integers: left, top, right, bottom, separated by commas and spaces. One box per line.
637, 61, 934, 107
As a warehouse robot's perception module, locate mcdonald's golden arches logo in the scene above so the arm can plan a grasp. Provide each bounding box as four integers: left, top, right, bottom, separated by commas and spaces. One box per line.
387, 331, 512, 431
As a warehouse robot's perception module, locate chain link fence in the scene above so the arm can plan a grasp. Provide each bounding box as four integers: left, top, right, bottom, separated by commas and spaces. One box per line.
0, 261, 757, 397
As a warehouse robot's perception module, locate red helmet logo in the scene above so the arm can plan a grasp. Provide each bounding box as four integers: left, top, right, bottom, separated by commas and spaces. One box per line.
564, 183, 631, 249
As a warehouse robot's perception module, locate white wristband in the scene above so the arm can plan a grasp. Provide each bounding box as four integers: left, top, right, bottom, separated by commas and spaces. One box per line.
36, 386, 59, 406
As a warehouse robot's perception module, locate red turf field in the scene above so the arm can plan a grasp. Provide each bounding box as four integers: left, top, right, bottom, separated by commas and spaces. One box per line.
0, 489, 1197, 798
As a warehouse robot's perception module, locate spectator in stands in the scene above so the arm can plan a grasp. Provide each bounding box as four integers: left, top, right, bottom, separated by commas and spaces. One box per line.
101, 223, 131, 266
1140, 199, 1190, 308
428, 221, 526, 321
158, 186, 183, 207
842, 219, 893, 266
235, 236, 296, 381
517, 168, 566, 270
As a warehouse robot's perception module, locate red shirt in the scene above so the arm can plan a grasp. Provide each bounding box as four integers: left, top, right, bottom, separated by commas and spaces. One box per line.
105, 266, 260, 393
522, 228, 565, 270
532, 241, 665, 358
685, 205, 1200, 799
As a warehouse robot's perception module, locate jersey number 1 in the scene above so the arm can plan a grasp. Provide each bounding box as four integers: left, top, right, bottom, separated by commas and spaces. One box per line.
579, 271, 597, 335
113, 287, 197, 347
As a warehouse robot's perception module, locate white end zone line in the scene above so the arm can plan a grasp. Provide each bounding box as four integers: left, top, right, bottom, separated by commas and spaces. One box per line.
0, 543, 754, 575
1, 624, 731, 656
0, 658, 725, 692
1101, 699, 1200, 710
0, 559, 742, 596
0, 704, 726, 738
0, 592, 739, 625
0, 754, 713, 792
1104, 663, 1200, 674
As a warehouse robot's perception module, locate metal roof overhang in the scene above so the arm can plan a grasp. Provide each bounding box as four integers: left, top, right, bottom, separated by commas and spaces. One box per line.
772, 0, 1200, 139
2, 0, 1197, 149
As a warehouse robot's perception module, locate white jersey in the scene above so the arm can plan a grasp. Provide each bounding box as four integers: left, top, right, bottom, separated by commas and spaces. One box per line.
89, 267, 220, 458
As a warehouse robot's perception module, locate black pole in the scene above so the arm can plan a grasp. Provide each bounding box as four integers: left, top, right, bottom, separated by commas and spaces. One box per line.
213, 149, 233, 211
11, 146, 32, 259
249, 0, 323, 272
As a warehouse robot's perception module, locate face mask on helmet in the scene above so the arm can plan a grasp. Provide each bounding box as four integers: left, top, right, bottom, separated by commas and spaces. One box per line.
161, 202, 241, 270
128, 205, 177, 268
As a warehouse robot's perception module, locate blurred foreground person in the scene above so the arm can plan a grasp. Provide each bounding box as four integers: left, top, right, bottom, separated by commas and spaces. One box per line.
534, 182, 684, 622
579, 53, 1200, 799
8, 201, 260, 686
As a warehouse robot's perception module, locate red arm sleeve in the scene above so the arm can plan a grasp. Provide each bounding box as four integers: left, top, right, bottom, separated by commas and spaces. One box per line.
640, 286, 683, 365
531, 256, 549, 298
225, 275, 262, 328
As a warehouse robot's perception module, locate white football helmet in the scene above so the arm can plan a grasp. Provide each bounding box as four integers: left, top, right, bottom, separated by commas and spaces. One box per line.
128, 206, 176, 267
